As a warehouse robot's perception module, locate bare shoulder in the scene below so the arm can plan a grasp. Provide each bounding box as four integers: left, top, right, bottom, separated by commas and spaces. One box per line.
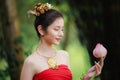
57, 50, 70, 67
23, 54, 36, 67
20, 54, 36, 80
57, 50, 69, 57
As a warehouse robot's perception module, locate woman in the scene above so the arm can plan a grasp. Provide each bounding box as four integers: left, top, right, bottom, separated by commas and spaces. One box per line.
20, 3, 105, 80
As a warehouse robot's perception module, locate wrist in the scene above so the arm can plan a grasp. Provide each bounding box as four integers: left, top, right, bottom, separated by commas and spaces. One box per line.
80, 74, 91, 80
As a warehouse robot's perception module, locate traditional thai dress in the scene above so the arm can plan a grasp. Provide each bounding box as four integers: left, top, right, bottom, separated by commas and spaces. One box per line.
33, 64, 72, 80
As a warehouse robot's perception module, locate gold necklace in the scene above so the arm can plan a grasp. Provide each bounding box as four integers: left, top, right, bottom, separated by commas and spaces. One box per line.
47, 58, 58, 69
36, 50, 58, 69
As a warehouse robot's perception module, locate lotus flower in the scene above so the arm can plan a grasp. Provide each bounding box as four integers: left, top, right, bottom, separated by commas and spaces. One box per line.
93, 43, 107, 58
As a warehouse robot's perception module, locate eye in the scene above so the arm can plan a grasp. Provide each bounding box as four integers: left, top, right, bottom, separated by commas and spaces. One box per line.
54, 28, 59, 31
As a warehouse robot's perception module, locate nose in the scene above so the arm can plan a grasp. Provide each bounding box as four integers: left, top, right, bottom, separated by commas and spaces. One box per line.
59, 30, 64, 37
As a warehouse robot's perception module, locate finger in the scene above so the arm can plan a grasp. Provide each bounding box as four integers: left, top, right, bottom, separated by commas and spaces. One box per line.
95, 61, 101, 69
95, 65, 101, 76
87, 65, 96, 73
80, 74, 92, 80
95, 61, 102, 72
95, 62, 101, 76
95, 66, 99, 76
97, 58, 104, 68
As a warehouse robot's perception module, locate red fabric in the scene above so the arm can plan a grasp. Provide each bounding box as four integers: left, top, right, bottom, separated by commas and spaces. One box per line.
33, 64, 72, 80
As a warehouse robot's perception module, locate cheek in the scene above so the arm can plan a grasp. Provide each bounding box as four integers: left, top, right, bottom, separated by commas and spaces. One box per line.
47, 30, 58, 38
44, 31, 57, 43
45, 31, 57, 44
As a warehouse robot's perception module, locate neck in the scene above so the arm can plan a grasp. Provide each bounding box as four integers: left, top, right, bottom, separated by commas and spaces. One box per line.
36, 40, 55, 56
36, 40, 57, 69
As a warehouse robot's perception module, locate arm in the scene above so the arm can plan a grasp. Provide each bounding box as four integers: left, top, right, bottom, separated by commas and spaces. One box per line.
81, 57, 105, 80
20, 58, 36, 80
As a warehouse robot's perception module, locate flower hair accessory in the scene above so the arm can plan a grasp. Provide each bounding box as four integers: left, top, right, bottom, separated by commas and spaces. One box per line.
28, 3, 52, 16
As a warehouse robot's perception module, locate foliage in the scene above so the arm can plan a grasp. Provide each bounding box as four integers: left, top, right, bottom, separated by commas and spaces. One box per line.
0, 59, 10, 80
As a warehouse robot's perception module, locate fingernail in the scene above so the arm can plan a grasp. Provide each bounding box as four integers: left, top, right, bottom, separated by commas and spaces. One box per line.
94, 61, 97, 64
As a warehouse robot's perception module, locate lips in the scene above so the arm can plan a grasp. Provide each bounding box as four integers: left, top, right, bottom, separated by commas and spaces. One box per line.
56, 38, 61, 42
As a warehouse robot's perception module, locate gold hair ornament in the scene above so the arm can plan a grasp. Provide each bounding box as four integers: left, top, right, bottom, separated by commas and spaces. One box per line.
27, 3, 52, 16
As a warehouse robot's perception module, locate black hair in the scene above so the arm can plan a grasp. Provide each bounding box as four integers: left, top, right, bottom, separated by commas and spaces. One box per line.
34, 9, 63, 38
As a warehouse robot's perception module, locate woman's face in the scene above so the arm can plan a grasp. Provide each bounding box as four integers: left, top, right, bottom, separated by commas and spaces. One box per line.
42, 17, 64, 45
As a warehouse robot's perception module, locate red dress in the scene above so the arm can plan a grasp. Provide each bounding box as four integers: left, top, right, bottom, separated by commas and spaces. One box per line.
33, 64, 72, 80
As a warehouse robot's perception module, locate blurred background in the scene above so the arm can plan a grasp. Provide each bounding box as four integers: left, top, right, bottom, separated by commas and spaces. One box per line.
0, 0, 120, 80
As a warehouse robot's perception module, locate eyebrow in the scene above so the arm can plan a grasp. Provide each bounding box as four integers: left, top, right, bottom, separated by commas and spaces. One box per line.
56, 26, 64, 28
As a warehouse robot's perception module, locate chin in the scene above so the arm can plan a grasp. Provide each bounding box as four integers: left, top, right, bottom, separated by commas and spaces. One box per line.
54, 42, 60, 45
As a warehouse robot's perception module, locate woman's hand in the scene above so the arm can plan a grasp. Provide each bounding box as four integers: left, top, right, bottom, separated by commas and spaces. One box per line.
81, 57, 105, 80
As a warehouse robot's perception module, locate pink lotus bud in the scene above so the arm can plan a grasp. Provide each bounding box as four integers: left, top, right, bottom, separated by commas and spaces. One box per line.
93, 43, 107, 58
